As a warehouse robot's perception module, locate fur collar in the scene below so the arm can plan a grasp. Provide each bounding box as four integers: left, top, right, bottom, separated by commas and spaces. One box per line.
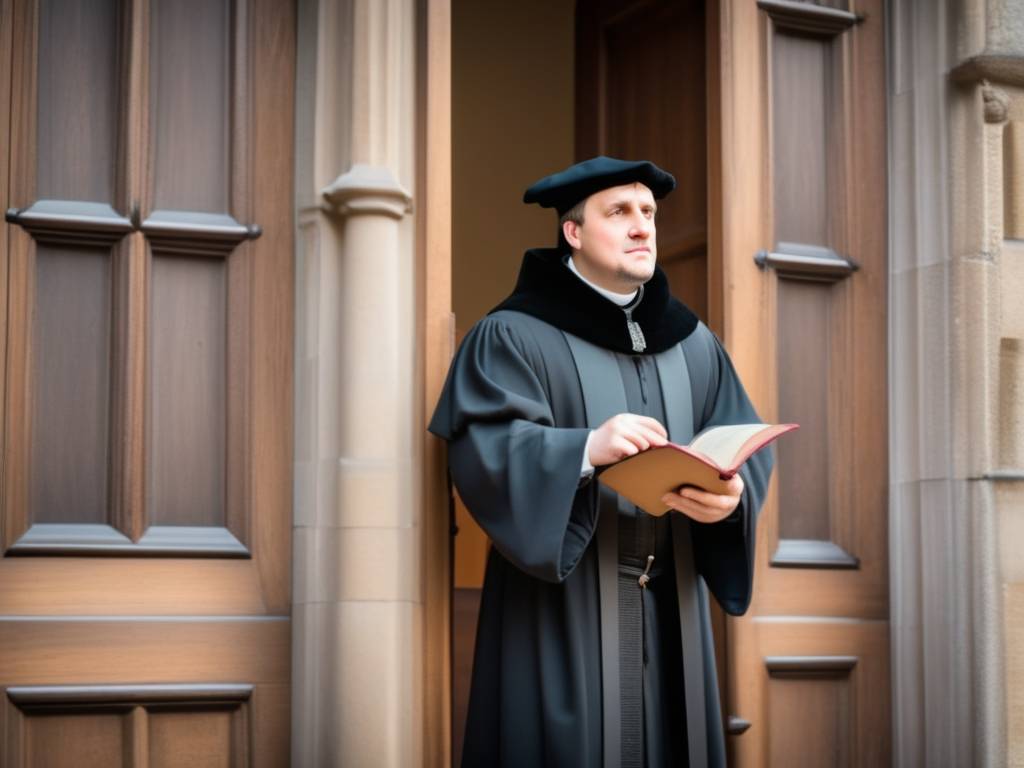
491, 248, 700, 355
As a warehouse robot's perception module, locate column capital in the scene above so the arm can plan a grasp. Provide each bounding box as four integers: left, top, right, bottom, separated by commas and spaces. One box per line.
321, 164, 413, 219
951, 54, 1024, 88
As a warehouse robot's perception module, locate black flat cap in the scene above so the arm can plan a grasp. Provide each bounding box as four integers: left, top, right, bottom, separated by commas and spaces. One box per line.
523, 156, 676, 215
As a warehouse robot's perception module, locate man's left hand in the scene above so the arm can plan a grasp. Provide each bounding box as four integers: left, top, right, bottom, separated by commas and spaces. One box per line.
661, 475, 744, 523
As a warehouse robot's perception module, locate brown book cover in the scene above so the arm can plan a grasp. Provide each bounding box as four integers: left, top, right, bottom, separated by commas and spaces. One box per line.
597, 423, 798, 516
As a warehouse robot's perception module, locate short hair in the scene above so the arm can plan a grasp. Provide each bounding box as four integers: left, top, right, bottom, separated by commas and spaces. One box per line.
559, 198, 586, 229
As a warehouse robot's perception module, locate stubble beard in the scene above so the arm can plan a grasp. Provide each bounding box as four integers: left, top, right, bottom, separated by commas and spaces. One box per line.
617, 261, 655, 289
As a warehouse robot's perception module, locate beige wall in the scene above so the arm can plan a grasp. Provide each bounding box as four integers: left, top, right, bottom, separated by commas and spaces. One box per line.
451, 0, 575, 333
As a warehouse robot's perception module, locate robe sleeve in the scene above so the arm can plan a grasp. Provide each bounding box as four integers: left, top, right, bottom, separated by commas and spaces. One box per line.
428, 316, 596, 584
690, 334, 774, 616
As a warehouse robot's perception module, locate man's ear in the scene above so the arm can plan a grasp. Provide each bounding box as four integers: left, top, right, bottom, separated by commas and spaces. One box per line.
562, 220, 582, 250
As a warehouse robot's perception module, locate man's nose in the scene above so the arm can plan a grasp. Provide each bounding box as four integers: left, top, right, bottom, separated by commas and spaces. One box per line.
630, 216, 651, 239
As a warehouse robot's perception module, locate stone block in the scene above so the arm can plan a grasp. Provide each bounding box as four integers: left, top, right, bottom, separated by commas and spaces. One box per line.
983, 0, 1024, 57
889, 92, 950, 274
337, 524, 420, 602
1006, 583, 1024, 767
1003, 240, 1024, 338
950, 87, 989, 259
336, 457, 414, 528
954, 0, 987, 60
951, 257, 1000, 476
332, 600, 422, 767
891, 265, 955, 483
291, 525, 323, 605
294, 524, 420, 604
290, 602, 328, 765
1000, 337, 1024, 467
890, 478, 978, 767
291, 600, 423, 768
968, 478, 1007, 767
919, 479, 973, 768
997, 482, 1024, 582
985, 119, 1007, 256
1006, 122, 1024, 239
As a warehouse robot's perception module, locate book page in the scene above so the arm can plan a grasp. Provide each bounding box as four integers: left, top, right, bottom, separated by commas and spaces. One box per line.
687, 424, 768, 469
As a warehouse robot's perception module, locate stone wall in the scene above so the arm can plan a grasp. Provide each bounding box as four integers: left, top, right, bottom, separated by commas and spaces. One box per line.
889, 0, 1024, 764
995, 82, 1024, 768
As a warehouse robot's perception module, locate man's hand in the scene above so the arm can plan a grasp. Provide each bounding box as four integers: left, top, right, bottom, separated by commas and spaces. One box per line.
661, 474, 744, 524
588, 413, 668, 467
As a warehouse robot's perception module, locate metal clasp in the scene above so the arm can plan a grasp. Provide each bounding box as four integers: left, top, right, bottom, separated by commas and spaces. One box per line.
638, 554, 654, 588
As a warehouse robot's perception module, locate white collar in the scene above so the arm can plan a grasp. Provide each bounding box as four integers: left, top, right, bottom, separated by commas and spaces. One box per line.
566, 256, 639, 307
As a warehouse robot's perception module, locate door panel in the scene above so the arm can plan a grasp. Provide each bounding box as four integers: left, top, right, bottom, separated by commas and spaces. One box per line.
0, 0, 294, 763
36, 0, 120, 203
718, 0, 889, 764
3, 681, 267, 768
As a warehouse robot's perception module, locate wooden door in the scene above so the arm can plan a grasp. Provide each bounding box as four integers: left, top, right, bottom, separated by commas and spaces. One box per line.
0, 0, 294, 764
716, 1, 890, 764
577, 0, 890, 764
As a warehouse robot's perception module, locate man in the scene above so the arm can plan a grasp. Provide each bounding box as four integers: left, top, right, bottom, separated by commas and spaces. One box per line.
430, 157, 773, 767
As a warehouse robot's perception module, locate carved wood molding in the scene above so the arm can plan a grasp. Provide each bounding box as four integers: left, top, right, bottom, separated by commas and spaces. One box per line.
6, 523, 249, 557
765, 655, 858, 679
727, 715, 752, 735
141, 210, 261, 258
770, 538, 860, 569
135, 525, 249, 556
5, 200, 133, 246
755, 242, 859, 282
7, 683, 253, 711
757, 0, 860, 37
6, 201, 262, 257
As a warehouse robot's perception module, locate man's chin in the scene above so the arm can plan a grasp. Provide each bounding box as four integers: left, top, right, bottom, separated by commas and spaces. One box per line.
621, 265, 655, 286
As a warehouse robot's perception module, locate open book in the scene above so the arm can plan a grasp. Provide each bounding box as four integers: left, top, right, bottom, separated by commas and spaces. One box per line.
597, 423, 798, 516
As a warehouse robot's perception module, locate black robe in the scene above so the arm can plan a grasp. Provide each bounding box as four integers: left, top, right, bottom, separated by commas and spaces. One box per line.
430, 249, 773, 767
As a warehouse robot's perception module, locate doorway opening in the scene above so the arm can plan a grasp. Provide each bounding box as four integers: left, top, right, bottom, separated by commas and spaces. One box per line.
450, 1, 711, 763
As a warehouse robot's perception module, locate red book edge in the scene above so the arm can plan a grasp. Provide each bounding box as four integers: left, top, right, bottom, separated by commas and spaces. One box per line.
655, 423, 800, 479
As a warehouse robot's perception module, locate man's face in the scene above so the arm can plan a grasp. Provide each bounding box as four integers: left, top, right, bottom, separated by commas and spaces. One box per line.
563, 182, 657, 293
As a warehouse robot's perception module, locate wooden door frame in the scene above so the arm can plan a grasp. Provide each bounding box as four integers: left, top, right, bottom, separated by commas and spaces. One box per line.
713, 1, 891, 764
428, 1, 730, 759
418, 0, 453, 765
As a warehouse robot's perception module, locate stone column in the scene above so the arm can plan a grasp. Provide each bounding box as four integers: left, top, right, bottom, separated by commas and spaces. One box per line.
292, 0, 421, 764
888, 0, 1024, 764
889, 3, 968, 764
887, 1, 1007, 765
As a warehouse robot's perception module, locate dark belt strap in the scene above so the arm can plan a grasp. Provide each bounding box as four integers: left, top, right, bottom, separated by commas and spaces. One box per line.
618, 573, 644, 768
655, 343, 708, 768
562, 333, 626, 768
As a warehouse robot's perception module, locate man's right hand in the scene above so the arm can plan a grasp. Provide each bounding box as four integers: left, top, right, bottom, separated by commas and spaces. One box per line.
587, 413, 668, 467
